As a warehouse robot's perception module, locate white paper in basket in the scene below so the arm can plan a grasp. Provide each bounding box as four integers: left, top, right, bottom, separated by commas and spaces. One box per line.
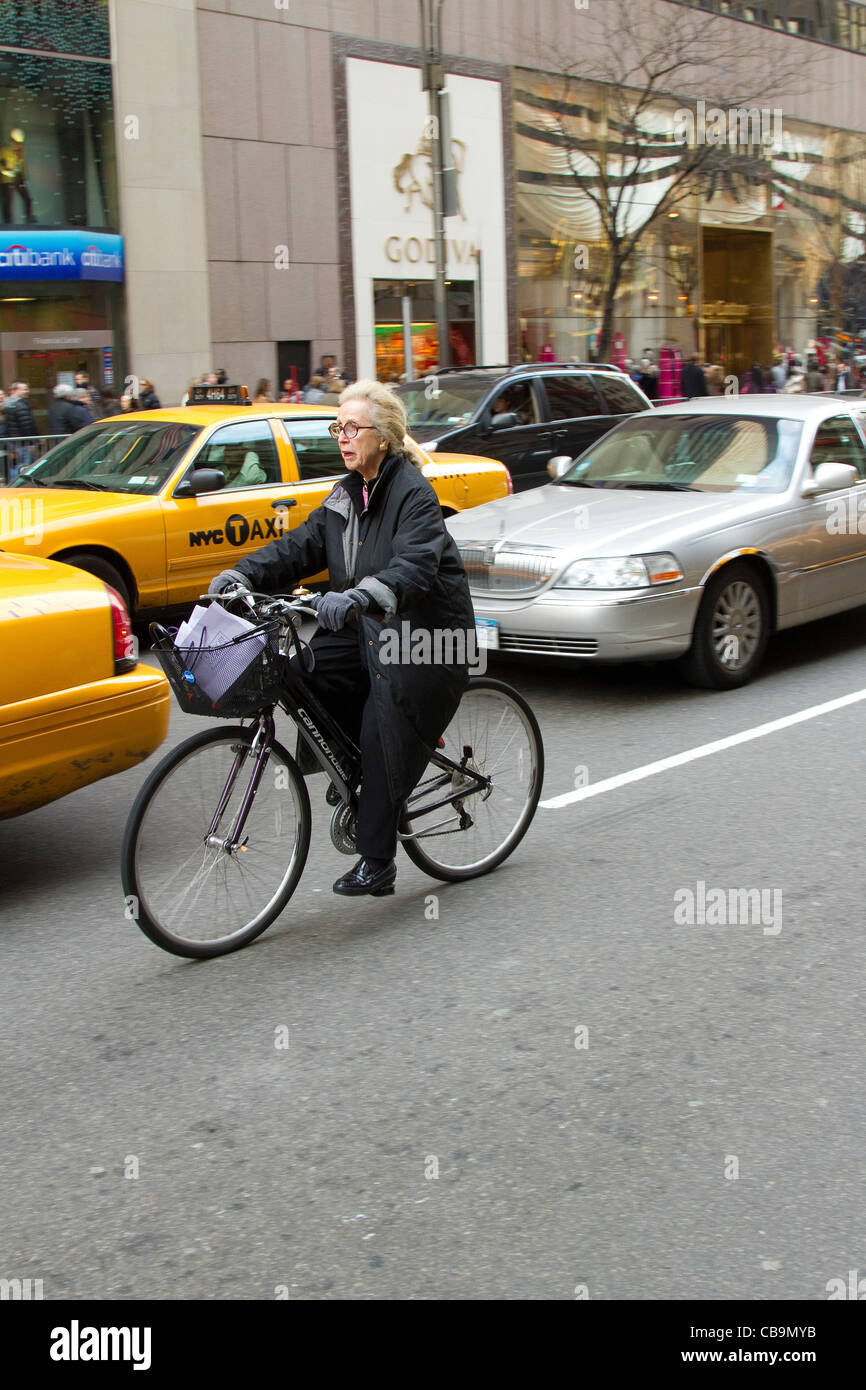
173, 604, 265, 701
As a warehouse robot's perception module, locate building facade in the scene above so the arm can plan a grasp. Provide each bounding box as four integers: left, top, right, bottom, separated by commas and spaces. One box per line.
3, 0, 866, 415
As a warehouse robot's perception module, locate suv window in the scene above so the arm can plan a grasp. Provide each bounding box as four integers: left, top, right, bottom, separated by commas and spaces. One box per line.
542, 373, 603, 420
397, 375, 495, 431
810, 416, 866, 479
597, 374, 648, 415
487, 380, 540, 426
284, 418, 344, 479
194, 420, 280, 488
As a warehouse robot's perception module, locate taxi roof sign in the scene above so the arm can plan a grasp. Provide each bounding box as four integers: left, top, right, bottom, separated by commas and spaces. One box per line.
189, 384, 248, 405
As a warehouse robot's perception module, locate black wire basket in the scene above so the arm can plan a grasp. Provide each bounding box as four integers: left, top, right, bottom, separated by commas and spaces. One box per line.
150, 619, 284, 718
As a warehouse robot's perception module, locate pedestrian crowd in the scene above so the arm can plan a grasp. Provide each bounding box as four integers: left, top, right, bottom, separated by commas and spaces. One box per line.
178, 357, 346, 407
627, 348, 866, 402
0, 366, 164, 481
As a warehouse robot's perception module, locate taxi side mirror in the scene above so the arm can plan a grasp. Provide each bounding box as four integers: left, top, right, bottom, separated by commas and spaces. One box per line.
174, 468, 226, 498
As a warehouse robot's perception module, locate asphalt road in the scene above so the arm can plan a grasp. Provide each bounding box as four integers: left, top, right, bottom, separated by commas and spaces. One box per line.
2, 609, 866, 1301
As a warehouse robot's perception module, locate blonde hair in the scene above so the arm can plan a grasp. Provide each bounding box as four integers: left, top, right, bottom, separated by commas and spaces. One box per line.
339, 377, 423, 470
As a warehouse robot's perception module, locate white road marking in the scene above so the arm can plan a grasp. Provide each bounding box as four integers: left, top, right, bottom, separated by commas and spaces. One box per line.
540, 686, 866, 810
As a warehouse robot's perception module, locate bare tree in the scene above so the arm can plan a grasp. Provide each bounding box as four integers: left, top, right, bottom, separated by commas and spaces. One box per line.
527, 0, 821, 359
784, 132, 866, 343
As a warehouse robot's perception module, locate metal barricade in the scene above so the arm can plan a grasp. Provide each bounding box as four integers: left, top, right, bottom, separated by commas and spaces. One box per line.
0, 435, 67, 485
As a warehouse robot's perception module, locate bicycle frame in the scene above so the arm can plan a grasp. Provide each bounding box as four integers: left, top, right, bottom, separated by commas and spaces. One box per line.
204, 601, 493, 853
276, 657, 493, 838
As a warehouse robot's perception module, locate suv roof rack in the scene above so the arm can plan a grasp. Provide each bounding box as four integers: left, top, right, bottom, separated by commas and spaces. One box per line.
426, 361, 623, 376
515, 361, 622, 373
421, 364, 510, 373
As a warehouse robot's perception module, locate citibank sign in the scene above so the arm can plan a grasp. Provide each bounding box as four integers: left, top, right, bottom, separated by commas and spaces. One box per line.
0, 230, 124, 282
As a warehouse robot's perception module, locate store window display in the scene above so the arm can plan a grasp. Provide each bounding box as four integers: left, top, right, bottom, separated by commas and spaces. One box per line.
0, 128, 33, 224
0, 8, 116, 229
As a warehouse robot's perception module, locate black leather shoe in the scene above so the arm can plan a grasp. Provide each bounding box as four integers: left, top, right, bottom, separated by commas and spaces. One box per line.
333, 857, 397, 897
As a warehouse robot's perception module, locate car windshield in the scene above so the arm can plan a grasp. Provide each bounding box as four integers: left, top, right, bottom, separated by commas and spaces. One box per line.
13, 421, 201, 495
558, 414, 804, 493
396, 376, 496, 431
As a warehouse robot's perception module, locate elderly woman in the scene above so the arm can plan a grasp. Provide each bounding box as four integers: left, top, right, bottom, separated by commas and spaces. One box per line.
209, 379, 476, 898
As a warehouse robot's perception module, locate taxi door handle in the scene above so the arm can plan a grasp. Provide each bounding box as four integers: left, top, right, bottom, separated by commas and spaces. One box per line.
271, 498, 298, 510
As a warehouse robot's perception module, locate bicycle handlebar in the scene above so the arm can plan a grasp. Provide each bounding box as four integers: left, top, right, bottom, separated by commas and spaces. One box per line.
203, 587, 320, 622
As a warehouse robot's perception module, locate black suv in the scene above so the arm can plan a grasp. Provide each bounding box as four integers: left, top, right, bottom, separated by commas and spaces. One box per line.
396, 363, 653, 491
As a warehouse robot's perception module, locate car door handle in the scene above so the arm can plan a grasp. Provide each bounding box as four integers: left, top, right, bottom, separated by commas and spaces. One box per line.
271, 498, 297, 510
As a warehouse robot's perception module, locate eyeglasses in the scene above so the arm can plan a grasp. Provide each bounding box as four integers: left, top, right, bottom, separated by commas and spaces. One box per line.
328, 421, 379, 440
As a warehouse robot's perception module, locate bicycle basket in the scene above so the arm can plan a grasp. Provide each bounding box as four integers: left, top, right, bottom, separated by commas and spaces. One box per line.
150, 619, 284, 718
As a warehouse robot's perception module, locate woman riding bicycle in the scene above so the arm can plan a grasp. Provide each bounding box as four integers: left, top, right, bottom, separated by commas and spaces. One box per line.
209, 379, 476, 899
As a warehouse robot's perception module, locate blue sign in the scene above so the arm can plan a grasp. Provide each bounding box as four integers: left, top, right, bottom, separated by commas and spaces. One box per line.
0, 230, 124, 282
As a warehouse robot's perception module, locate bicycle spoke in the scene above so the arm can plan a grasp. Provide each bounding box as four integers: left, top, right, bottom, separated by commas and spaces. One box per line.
126, 729, 310, 955
402, 682, 542, 878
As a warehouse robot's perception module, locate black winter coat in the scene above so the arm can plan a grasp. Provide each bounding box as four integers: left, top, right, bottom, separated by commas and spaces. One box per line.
680, 363, 708, 399
234, 451, 476, 802
2, 395, 37, 438
47, 397, 92, 434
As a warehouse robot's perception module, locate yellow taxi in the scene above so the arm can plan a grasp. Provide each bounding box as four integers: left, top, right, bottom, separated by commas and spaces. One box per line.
0, 552, 170, 818
0, 396, 512, 616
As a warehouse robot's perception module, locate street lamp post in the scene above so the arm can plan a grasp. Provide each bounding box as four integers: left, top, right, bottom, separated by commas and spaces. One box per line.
419, 0, 451, 370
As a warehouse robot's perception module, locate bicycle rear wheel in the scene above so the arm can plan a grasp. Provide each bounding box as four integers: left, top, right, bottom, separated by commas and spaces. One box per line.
400, 677, 543, 882
122, 725, 311, 958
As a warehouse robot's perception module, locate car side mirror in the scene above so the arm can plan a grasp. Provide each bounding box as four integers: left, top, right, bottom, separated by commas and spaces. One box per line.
802, 460, 858, 496
174, 467, 226, 498
490, 411, 519, 431
547, 455, 574, 480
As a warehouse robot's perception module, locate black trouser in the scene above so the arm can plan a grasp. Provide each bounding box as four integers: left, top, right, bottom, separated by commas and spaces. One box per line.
0, 175, 33, 222
292, 626, 400, 860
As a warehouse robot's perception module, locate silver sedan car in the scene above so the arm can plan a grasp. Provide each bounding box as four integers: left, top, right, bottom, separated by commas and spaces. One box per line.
447, 396, 866, 688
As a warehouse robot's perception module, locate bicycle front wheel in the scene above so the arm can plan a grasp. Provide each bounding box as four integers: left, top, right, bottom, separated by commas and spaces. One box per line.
122, 725, 311, 958
400, 677, 543, 882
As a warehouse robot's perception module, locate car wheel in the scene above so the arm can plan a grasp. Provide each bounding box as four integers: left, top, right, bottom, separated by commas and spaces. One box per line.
679, 562, 769, 690
60, 552, 133, 615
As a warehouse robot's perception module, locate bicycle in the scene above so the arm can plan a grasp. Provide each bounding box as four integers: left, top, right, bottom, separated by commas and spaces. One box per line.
121, 590, 544, 959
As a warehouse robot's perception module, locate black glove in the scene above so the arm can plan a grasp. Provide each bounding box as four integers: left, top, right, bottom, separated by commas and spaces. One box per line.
209, 568, 251, 595
316, 587, 371, 632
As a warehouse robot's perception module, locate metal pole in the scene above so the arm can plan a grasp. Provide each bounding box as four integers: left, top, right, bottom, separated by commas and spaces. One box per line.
474, 247, 483, 365
401, 293, 415, 380
420, 0, 449, 370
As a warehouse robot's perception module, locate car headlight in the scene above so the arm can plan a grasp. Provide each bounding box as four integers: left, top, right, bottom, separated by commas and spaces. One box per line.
556, 553, 683, 590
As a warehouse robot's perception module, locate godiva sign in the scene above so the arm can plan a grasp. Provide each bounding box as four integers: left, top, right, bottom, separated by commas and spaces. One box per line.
347, 56, 507, 373
384, 235, 479, 265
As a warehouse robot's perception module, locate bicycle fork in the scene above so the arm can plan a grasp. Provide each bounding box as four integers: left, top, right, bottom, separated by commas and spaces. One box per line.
204, 715, 275, 854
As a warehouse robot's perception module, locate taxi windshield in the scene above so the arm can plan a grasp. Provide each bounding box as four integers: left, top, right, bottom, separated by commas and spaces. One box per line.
14, 421, 201, 495
558, 414, 804, 493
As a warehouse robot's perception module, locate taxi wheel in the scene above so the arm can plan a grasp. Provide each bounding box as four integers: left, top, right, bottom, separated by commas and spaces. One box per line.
679, 561, 769, 690
61, 552, 132, 614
